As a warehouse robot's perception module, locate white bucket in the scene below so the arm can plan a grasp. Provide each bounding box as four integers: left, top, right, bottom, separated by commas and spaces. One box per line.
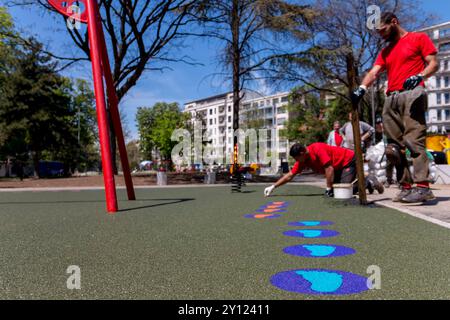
333, 183, 353, 199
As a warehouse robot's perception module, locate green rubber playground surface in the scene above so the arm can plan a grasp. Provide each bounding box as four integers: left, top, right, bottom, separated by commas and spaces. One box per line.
0, 185, 449, 299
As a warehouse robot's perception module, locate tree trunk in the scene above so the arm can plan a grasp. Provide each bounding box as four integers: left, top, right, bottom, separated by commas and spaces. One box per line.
346, 52, 367, 205
231, 0, 240, 162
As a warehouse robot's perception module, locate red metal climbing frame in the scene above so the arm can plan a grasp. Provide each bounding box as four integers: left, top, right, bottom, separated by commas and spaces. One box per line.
48, 0, 136, 213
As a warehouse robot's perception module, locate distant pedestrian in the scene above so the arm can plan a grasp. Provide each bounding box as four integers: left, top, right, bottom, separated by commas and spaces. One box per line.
327, 121, 344, 147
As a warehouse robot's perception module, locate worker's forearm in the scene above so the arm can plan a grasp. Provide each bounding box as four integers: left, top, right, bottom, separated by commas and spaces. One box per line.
422, 61, 439, 79
274, 174, 293, 188
361, 72, 377, 88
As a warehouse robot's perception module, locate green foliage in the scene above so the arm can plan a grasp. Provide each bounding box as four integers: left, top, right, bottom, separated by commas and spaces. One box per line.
136, 102, 190, 163
283, 86, 352, 146
0, 29, 98, 175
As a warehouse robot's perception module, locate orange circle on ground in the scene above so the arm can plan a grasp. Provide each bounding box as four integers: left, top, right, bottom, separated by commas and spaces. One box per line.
272, 202, 286, 205
266, 205, 282, 209
254, 214, 275, 219
263, 209, 280, 212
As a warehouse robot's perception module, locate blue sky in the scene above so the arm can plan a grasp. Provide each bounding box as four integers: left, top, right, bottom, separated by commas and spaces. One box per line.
4, 0, 450, 140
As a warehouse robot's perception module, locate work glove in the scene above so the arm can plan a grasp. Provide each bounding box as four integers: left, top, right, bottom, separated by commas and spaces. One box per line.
403, 74, 423, 91
324, 188, 334, 198
351, 86, 366, 105
264, 185, 276, 197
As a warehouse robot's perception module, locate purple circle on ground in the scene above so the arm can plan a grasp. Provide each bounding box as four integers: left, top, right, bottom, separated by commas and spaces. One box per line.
283, 229, 339, 238
283, 244, 356, 258
244, 214, 282, 219
288, 221, 334, 227
270, 269, 369, 295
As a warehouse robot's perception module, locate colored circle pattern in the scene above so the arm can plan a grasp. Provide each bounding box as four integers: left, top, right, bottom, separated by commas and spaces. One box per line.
283, 244, 356, 258
288, 220, 334, 227
244, 214, 282, 219
270, 269, 369, 295
283, 229, 340, 238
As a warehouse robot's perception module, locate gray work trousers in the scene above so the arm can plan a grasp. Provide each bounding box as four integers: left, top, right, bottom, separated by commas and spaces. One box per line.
382, 86, 429, 184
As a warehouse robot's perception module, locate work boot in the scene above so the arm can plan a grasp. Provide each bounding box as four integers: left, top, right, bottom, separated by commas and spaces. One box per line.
400, 187, 436, 203
393, 188, 412, 202
366, 175, 384, 194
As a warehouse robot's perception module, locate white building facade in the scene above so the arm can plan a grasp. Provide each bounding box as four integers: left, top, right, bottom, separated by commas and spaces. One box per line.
422, 21, 450, 134
183, 91, 291, 166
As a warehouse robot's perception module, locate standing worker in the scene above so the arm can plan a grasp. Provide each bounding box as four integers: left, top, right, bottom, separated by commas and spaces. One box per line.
351, 12, 439, 203
340, 112, 375, 152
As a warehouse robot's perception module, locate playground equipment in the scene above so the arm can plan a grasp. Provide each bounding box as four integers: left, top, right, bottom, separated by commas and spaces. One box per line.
426, 134, 450, 165
48, 0, 135, 212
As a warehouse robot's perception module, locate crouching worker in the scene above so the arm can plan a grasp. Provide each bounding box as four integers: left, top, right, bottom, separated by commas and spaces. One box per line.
264, 143, 384, 197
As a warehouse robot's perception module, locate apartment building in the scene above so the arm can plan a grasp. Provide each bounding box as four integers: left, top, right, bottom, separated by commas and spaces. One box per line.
183, 91, 291, 166
422, 21, 450, 133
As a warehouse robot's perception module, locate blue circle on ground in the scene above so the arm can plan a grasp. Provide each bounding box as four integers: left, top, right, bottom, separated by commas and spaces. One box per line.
283, 229, 339, 238
288, 221, 334, 227
244, 214, 282, 219
270, 269, 369, 295
283, 244, 356, 258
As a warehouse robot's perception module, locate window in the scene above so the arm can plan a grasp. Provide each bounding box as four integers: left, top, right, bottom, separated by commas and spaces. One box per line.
445, 93, 450, 104
437, 110, 442, 121
281, 96, 289, 103
436, 76, 441, 88
209, 119, 213, 125
445, 60, 449, 70
445, 76, 449, 87
214, 108, 216, 114
228, 116, 232, 123
273, 98, 279, 105
440, 42, 450, 52
277, 106, 287, 114
445, 109, 450, 121
425, 111, 429, 122
437, 93, 442, 105
209, 109, 212, 115
214, 118, 217, 124
439, 28, 450, 38
228, 105, 232, 112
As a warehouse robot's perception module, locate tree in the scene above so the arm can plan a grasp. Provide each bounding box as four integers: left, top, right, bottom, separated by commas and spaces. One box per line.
11, 0, 202, 172
266, 0, 433, 123
136, 102, 190, 167
283, 87, 329, 146
190, 0, 315, 169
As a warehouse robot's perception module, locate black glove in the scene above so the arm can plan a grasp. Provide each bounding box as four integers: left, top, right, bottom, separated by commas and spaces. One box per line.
351, 86, 366, 105
403, 74, 423, 91
324, 188, 334, 197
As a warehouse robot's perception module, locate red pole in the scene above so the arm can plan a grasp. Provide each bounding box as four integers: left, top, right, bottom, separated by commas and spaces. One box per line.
94, 7, 136, 201
86, 0, 118, 213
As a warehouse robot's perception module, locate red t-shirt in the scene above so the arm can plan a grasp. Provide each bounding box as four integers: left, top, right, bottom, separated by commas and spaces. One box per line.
291, 143, 355, 175
334, 131, 343, 147
374, 32, 437, 93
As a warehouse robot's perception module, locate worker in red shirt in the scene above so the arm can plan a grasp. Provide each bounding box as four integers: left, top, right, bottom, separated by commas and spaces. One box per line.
264, 143, 384, 197
351, 12, 439, 203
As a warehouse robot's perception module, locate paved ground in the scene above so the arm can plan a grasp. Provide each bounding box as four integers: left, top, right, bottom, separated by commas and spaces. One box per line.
0, 185, 449, 299
296, 177, 450, 229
